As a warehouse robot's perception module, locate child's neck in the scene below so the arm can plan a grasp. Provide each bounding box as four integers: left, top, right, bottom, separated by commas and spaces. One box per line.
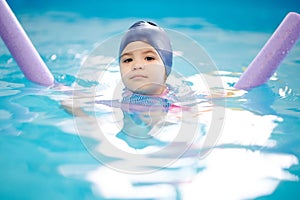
125, 86, 168, 97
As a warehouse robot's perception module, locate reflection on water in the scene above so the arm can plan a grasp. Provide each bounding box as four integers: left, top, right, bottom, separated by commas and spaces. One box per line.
59, 104, 298, 199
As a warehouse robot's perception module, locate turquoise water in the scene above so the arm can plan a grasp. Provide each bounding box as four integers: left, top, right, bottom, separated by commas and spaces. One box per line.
1, 0, 300, 199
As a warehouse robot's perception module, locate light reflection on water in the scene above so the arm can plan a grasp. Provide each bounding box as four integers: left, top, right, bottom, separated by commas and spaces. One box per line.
57, 103, 298, 199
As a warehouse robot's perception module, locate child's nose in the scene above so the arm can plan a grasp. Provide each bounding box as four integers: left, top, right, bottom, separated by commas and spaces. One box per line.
132, 62, 144, 70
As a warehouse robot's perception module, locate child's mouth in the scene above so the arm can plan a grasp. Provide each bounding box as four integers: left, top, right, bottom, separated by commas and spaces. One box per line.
130, 74, 147, 79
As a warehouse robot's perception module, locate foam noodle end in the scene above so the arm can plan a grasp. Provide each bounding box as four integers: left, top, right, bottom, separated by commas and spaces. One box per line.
234, 12, 300, 90
0, 0, 54, 86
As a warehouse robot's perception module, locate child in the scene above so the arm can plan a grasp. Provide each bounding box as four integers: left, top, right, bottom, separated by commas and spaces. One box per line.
114, 21, 183, 148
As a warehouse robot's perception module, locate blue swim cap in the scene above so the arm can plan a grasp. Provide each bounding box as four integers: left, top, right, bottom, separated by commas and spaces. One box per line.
119, 21, 173, 76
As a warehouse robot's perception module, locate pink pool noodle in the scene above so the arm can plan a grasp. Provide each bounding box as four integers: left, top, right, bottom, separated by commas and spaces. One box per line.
234, 12, 300, 90
0, 0, 54, 86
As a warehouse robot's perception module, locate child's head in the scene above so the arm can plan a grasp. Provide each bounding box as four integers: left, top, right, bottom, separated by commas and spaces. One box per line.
119, 21, 172, 95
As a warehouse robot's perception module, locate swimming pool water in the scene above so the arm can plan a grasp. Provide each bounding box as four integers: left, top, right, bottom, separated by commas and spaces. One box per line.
1, 0, 300, 199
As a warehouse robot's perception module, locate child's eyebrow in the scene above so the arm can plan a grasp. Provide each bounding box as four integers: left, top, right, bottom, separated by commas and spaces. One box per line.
120, 52, 133, 58
121, 49, 157, 58
142, 50, 157, 55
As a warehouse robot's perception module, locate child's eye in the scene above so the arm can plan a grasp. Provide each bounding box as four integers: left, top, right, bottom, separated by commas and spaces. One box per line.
123, 58, 133, 63
145, 56, 155, 61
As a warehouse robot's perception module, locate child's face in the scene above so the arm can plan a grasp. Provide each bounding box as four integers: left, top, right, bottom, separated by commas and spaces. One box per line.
120, 41, 167, 95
